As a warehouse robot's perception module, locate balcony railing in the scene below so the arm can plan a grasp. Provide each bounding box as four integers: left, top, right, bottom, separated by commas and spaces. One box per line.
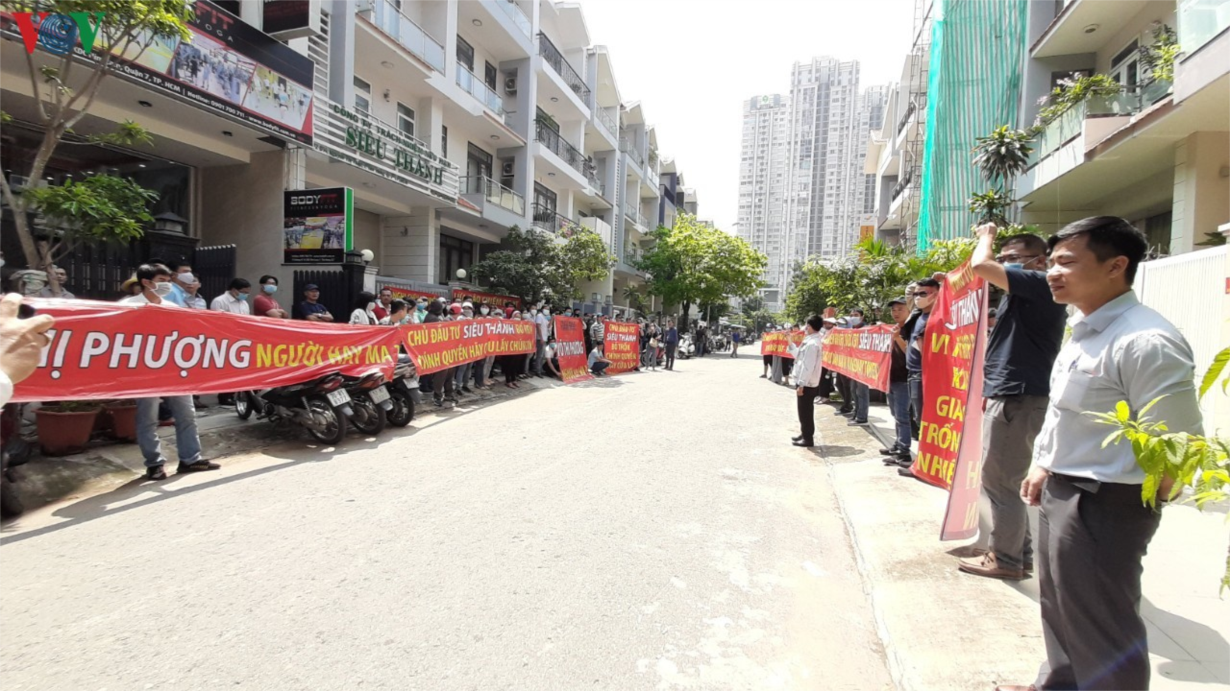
462, 175, 524, 215
1179, 0, 1230, 56
620, 137, 644, 169
534, 120, 587, 176
624, 248, 643, 266
365, 0, 445, 73
537, 32, 591, 102
1029, 80, 1173, 166
596, 108, 617, 139
489, 0, 531, 38
457, 66, 504, 115
623, 202, 647, 230
531, 203, 583, 237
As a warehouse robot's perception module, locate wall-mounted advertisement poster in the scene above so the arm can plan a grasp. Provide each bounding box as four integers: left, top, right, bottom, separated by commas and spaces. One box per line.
284, 187, 352, 264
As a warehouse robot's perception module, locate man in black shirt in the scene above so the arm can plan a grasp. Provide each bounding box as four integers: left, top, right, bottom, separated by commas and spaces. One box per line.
958, 223, 1067, 581
880, 298, 913, 465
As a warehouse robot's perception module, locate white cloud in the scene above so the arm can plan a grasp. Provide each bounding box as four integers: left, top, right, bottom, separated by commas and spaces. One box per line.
576, 0, 916, 233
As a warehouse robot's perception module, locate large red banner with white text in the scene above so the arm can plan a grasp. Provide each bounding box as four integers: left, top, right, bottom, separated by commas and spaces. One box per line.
905, 261, 989, 541
12, 299, 400, 402
553, 316, 593, 384
398, 319, 536, 376
603, 321, 641, 374
821, 325, 894, 392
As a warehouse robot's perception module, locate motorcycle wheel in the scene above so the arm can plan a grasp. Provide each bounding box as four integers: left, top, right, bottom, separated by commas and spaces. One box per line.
387, 389, 414, 428
306, 397, 347, 445
235, 392, 254, 420
350, 396, 387, 436
1, 472, 24, 518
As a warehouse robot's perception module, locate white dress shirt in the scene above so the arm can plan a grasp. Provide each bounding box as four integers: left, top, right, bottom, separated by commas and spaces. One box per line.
1033, 291, 1203, 484
790, 332, 825, 388
210, 291, 251, 316
0, 370, 12, 408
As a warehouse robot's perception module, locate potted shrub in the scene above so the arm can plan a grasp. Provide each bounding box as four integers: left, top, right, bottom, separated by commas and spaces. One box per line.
35, 401, 102, 457
104, 399, 139, 442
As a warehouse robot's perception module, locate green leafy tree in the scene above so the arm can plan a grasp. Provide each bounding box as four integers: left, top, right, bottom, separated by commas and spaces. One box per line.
0, 1, 194, 290
557, 229, 615, 300
471, 226, 561, 305
22, 174, 157, 265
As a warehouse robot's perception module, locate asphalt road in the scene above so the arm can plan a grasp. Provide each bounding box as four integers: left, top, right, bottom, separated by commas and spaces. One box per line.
0, 353, 892, 691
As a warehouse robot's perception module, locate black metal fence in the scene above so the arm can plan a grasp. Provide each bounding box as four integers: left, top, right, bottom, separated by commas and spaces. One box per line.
193, 244, 237, 303
293, 268, 350, 321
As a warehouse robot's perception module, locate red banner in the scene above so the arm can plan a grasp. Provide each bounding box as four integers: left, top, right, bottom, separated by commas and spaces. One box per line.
553, 316, 593, 384
12, 299, 400, 403
906, 261, 989, 541
398, 319, 536, 376
760, 330, 802, 359
451, 288, 521, 309
381, 285, 439, 302
821, 325, 894, 392
603, 321, 641, 374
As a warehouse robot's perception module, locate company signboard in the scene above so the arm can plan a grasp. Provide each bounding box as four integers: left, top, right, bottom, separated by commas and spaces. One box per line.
284, 187, 352, 264
2, 1, 316, 144
312, 98, 460, 203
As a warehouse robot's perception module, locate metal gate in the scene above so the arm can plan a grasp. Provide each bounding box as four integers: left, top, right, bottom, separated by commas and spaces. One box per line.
293, 268, 349, 321
193, 244, 237, 304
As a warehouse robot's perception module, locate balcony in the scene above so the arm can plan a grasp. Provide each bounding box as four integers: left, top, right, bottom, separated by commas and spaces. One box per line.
532, 203, 583, 237
534, 120, 587, 176
461, 175, 524, 215
488, 0, 531, 38
457, 66, 504, 116
1028, 81, 1173, 166
596, 108, 618, 139
624, 247, 643, 266
364, 0, 445, 73
623, 202, 647, 231
620, 137, 644, 169
538, 33, 591, 103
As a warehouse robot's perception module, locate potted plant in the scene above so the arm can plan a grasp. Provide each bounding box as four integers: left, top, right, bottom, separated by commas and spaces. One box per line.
104, 399, 140, 442
35, 401, 102, 456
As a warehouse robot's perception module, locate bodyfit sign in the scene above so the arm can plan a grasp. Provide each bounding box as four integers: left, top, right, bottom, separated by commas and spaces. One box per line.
2, 1, 316, 144
283, 187, 352, 264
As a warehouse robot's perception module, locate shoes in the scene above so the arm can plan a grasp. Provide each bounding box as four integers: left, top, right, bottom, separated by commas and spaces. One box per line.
462, 386, 473, 394
193, 400, 209, 410
893, 456, 914, 468
848, 419, 869, 426
791, 434, 805, 442
949, 546, 1034, 573
178, 459, 221, 474
792, 438, 814, 447
835, 409, 853, 416
958, 552, 1027, 581
879, 448, 902, 456
433, 398, 443, 407
146, 465, 168, 481
897, 466, 916, 477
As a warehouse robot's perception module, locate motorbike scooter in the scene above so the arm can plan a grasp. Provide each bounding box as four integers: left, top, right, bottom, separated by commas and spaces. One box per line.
385, 356, 422, 428
235, 373, 354, 445
343, 372, 392, 436
677, 334, 696, 360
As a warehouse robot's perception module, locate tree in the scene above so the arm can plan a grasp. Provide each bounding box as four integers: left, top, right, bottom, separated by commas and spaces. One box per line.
638, 214, 766, 329
471, 227, 614, 306
1, 0, 194, 290
557, 229, 615, 300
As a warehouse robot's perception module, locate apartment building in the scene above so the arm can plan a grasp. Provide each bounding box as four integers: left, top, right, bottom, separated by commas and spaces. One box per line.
0, 0, 689, 319
737, 94, 792, 308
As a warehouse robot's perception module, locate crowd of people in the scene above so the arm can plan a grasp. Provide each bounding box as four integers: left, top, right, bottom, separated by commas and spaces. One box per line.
785, 217, 1204, 691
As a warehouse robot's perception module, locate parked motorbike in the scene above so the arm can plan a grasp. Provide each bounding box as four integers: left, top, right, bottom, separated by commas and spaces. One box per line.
386, 356, 422, 428
344, 372, 391, 436
677, 334, 696, 359
235, 373, 354, 445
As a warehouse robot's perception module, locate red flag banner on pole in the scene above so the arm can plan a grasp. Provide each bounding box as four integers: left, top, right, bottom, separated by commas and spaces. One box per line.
603, 321, 641, 374
906, 261, 990, 541
12, 299, 401, 403
450, 288, 521, 309
820, 325, 894, 392
398, 319, 536, 376
552, 316, 593, 384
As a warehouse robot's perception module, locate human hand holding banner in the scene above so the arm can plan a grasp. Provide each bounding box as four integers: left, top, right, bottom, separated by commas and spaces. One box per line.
552, 316, 593, 384
821, 325, 894, 392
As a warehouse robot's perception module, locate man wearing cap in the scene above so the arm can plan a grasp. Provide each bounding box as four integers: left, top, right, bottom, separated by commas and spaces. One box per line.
294, 284, 334, 322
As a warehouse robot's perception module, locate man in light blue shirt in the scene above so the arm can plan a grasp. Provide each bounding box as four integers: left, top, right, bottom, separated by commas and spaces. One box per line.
1003, 217, 1203, 691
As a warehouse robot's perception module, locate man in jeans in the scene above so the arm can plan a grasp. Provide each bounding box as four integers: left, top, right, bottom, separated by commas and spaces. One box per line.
957, 224, 1068, 580
880, 298, 913, 466
899, 278, 939, 477
121, 263, 220, 481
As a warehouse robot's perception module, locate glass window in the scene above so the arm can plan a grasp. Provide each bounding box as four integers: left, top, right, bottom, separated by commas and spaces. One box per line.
354, 76, 371, 114
441, 125, 448, 158
456, 36, 475, 73
438, 233, 475, 286
484, 62, 498, 90
396, 103, 414, 137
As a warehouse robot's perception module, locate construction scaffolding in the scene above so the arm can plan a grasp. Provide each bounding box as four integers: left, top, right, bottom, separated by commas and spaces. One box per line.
898, 0, 933, 249
916, 0, 1029, 252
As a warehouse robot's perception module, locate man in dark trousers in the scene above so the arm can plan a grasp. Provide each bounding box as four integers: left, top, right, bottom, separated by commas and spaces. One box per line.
898, 278, 939, 477
957, 223, 1068, 580
1001, 217, 1202, 691
788, 315, 825, 448
664, 319, 679, 370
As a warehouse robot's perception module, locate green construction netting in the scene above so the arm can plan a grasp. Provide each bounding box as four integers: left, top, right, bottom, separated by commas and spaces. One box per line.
917, 0, 1029, 252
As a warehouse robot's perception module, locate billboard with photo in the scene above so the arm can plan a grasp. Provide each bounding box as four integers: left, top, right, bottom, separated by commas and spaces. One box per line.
284, 187, 352, 264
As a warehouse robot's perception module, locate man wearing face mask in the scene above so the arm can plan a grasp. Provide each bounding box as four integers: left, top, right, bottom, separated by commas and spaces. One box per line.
121, 263, 219, 480
954, 223, 1068, 581
533, 305, 551, 377
210, 278, 251, 315
253, 275, 289, 318
412, 298, 429, 324
844, 308, 871, 426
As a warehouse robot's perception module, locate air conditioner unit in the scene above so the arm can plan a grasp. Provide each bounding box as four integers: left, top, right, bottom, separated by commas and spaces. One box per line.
501, 160, 515, 177
504, 77, 518, 95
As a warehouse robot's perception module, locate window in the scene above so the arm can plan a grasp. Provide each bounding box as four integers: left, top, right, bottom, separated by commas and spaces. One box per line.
1110, 39, 1141, 88
441, 125, 448, 157
456, 36, 475, 73
534, 182, 557, 216
396, 103, 415, 137
467, 143, 493, 181
354, 77, 372, 114
438, 233, 475, 286
484, 61, 498, 91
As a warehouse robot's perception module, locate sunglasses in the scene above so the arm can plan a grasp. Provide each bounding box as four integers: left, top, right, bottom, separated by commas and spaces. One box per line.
913, 291, 934, 297
995, 254, 1041, 264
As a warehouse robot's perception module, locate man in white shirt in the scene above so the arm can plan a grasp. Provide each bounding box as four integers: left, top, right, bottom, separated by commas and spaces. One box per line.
210, 278, 251, 316
1002, 218, 1203, 691
533, 305, 552, 377
121, 263, 221, 481
789, 315, 826, 448
0, 293, 55, 408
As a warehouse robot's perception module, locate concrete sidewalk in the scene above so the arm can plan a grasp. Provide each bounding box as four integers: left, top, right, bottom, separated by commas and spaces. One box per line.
820, 399, 1230, 691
